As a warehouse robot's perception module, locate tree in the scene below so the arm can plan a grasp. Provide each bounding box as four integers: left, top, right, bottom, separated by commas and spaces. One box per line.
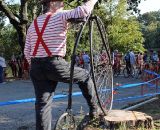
0, 0, 40, 52
138, 10, 160, 49
95, 0, 144, 52
0, 25, 20, 60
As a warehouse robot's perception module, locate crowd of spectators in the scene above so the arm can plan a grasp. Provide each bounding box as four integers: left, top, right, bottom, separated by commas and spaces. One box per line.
75, 51, 90, 71
0, 52, 29, 83
8, 53, 29, 80
1, 49, 159, 83
113, 49, 160, 75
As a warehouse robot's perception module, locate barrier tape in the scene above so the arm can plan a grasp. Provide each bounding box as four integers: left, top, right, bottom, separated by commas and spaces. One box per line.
114, 92, 160, 102
0, 92, 82, 106
1, 91, 160, 106
117, 75, 160, 89
144, 69, 159, 76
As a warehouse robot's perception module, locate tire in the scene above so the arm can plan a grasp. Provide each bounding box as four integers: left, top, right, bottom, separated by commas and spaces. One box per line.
89, 16, 113, 112
54, 112, 76, 130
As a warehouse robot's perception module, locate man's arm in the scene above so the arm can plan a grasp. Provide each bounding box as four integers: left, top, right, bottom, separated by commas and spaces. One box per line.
62, 0, 98, 20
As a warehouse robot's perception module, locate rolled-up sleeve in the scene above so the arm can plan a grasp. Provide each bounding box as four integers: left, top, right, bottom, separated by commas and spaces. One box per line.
24, 29, 31, 64
62, 0, 98, 20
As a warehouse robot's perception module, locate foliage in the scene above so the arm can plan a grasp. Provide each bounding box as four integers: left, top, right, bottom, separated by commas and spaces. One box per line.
94, 0, 145, 53
0, 25, 20, 60
65, 28, 75, 61
138, 11, 160, 49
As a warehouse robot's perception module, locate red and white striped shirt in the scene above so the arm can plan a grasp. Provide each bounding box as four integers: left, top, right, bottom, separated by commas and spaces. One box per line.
24, 0, 97, 63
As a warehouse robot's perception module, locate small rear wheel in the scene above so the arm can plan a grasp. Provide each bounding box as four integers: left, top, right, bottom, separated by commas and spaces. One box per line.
54, 112, 76, 130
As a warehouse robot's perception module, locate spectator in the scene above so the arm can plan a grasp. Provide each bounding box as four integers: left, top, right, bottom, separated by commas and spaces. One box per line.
82, 51, 90, 71
152, 51, 159, 63
100, 50, 109, 66
75, 54, 80, 67
143, 51, 150, 69
158, 50, 160, 65
0, 53, 6, 83
113, 50, 121, 73
8, 53, 17, 78
22, 56, 30, 80
158, 50, 160, 60
79, 52, 84, 68
16, 53, 23, 78
137, 52, 143, 74
143, 51, 148, 63
124, 51, 131, 75
149, 49, 154, 62
129, 50, 136, 75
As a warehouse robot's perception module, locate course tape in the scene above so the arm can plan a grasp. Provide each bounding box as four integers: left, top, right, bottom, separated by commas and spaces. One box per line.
0, 92, 82, 106
144, 69, 159, 76
1, 91, 160, 106
114, 92, 160, 102
117, 75, 160, 89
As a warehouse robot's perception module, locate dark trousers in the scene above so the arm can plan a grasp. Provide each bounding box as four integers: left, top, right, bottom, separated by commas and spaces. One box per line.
0, 66, 3, 83
30, 57, 96, 130
126, 62, 131, 74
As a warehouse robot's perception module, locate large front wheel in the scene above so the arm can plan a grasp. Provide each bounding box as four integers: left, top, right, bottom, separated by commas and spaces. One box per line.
89, 16, 113, 113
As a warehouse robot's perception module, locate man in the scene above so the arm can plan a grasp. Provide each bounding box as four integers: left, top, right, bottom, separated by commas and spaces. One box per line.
0, 53, 6, 83
152, 51, 159, 63
0, 58, 3, 83
124, 51, 131, 75
24, 0, 100, 129
129, 50, 136, 76
137, 52, 143, 74
113, 50, 121, 74
82, 51, 90, 71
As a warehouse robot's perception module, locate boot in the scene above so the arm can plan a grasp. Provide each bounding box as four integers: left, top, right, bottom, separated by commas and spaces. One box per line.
89, 106, 106, 119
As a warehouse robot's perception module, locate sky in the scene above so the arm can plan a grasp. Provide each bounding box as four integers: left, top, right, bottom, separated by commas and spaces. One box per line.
138, 0, 160, 14
5, 0, 160, 14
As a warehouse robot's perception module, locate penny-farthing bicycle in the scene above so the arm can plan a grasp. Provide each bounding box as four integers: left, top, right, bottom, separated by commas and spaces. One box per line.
54, 4, 113, 130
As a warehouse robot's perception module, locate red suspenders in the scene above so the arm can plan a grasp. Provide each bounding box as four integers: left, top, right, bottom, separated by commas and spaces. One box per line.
32, 14, 52, 57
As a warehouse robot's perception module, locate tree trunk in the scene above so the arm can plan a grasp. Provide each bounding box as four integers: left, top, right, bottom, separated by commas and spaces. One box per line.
77, 110, 154, 130
0, 0, 28, 53
17, 24, 27, 52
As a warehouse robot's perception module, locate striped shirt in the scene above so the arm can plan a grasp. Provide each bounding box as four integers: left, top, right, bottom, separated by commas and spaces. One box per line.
24, 0, 97, 63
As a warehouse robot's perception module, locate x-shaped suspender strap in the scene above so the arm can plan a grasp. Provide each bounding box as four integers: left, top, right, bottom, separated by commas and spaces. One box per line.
32, 14, 52, 57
